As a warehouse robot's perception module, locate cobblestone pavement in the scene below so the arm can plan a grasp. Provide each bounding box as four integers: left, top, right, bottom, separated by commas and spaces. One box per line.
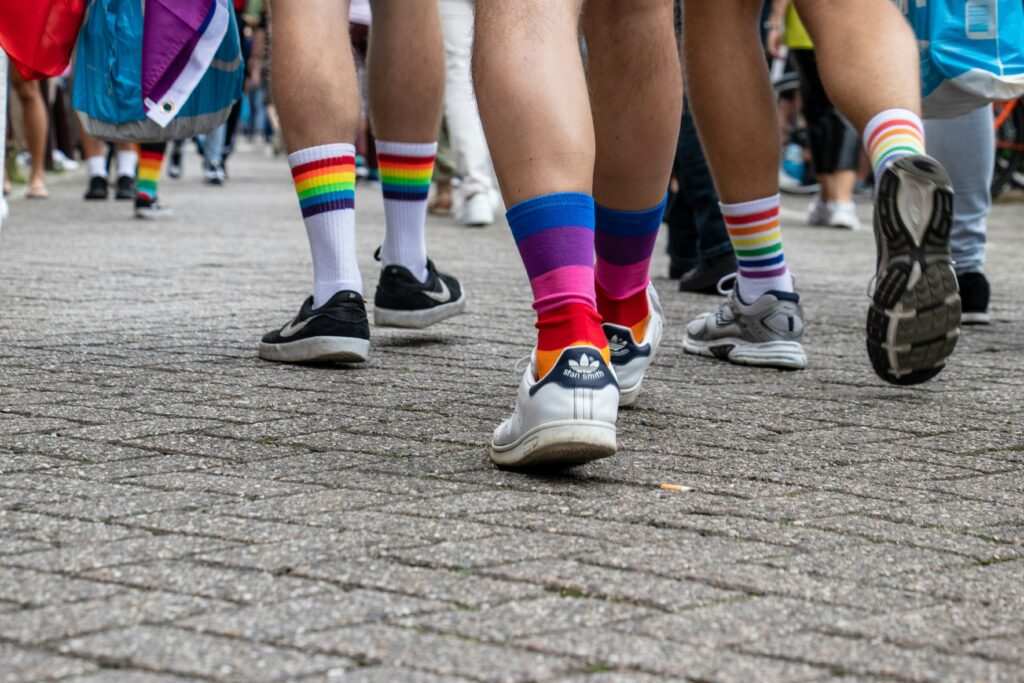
1, 148, 1023, 683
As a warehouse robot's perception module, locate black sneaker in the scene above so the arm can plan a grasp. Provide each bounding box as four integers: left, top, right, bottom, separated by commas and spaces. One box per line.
134, 196, 173, 220
373, 249, 467, 328
866, 155, 961, 386
115, 175, 135, 200
84, 176, 108, 200
679, 251, 738, 295
259, 291, 370, 363
957, 271, 990, 325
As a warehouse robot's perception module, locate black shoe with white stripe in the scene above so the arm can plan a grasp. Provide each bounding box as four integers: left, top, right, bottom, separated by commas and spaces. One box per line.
373, 249, 466, 329
866, 155, 961, 386
259, 290, 370, 363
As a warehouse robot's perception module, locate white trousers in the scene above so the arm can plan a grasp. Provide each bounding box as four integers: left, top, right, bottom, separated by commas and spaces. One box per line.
439, 0, 497, 204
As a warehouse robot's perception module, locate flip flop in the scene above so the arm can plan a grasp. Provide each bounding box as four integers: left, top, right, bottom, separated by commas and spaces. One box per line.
26, 186, 50, 199
428, 196, 452, 216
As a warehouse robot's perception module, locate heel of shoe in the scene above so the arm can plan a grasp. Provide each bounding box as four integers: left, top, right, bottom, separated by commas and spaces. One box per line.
490, 421, 616, 468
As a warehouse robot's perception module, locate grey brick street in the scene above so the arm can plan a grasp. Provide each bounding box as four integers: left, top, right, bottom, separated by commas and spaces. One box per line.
1, 149, 1022, 682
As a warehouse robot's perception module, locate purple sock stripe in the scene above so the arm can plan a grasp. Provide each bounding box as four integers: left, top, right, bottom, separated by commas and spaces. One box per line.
517, 226, 596, 282
301, 198, 356, 218
594, 231, 661, 266
741, 266, 789, 279
382, 189, 430, 201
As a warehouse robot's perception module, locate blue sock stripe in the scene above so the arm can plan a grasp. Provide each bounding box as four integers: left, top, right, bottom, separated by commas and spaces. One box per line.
594, 195, 667, 237
737, 253, 786, 269
506, 192, 595, 243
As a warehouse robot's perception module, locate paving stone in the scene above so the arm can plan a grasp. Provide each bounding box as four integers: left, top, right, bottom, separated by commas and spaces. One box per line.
294, 624, 579, 682
0, 590, 224, 643
0, 567, 121, 607
5, 534, 236, 573
400, 594, 650, 644
63, 671, 204, 683
0, 642, 98, 682
85, 561, 328, 604
741, 631, 1016, 681
178, 589, 447, 642
484, 559, 739, 612
60, 625, 351, 682
295, 558, 545, 607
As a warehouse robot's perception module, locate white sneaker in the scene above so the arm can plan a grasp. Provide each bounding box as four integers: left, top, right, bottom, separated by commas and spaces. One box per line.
490, 346, 619, 468
826, 201, 861, 230
455, 192, 495, 227
603, 283, 664, 407
806, 195, 829, 226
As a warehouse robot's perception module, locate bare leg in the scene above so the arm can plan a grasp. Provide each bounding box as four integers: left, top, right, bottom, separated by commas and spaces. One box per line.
11, 71, 48, 194
474, 0, 592, 205
271, 0, 358, 152
583, 0, 681, 210
794, 0, 920, 130
368, 0, 445, 143
683, 0, 778, 203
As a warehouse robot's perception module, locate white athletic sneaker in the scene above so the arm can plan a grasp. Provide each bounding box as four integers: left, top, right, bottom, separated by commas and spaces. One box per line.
827, 201, 861, 230
490, 346, 619, 468
806, 196, 829, 226
455, 192, 495, 227
683, 279, 807, 370
603, 283, 664, 407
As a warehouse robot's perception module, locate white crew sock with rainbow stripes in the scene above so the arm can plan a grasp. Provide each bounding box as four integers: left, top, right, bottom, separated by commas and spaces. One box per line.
864, 109, 926, 185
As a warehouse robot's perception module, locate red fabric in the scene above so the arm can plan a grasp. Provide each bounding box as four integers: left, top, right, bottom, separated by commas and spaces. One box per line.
0, 0, 86, 80
596, 283, 649, 330
536, 303, 606, 351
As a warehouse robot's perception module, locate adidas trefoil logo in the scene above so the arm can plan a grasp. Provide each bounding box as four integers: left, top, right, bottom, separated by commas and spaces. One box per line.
564, 352, 605, 380
608, 335, 628, 356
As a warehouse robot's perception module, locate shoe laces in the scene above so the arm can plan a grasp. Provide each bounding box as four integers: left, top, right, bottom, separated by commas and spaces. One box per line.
716, 273, 737, 296
514, 355, 533, 376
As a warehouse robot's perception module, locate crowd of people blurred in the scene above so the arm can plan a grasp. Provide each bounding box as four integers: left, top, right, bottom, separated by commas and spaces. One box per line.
1, 0, 1020, 466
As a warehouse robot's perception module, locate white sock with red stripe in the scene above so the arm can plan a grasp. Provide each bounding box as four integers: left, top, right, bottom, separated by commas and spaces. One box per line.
864, 109, 926, 184
721, 194, 793, 302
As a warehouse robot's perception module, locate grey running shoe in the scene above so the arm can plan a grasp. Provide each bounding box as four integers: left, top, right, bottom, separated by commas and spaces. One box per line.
683, 280, 807, 370
866, 155, 960, 385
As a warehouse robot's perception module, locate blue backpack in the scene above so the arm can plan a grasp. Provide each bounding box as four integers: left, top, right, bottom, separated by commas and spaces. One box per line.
902, 0, 1024, 118
73, 0, 243, 142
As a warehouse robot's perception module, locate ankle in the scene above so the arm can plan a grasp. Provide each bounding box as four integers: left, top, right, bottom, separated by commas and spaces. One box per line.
536, 303, 608, 379
596, 284, 650, 341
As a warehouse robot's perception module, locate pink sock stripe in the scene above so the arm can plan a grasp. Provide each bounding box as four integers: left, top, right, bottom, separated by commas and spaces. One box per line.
530, 265, 598, 315
595, 258, 652, 299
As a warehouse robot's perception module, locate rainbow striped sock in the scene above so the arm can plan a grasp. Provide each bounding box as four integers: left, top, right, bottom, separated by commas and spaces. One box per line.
289, 143, 361, 306
864, 109, 926, 182
377, 141, 436, 282
136, 143, 165, 200
594, 200, 665, 342
721, 194, 792, 302
507, 192, 609, 380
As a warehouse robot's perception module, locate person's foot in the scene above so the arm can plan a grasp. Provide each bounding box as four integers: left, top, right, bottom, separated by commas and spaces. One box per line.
827, 201, 861, 230
455, 192, 495, 227
259, 290, 371, 363
134, 196, 173, 220
115, 176, 135, 200
806, 196, 829, 226
678, 251, 738, 294
84, 176, 109, 200
957, 271, 990, 326
203, 162, 224, 186
373, 252, 466, 328
25, 184, 49, 199
866, 155, 960, 385
604, 284, 664, 407
683, 281, 807, 369
490, 346, 618, 468
168, 148, 183, 179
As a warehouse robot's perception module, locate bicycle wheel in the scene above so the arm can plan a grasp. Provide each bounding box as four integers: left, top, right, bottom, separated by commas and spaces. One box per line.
993, 98, 1024, 198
